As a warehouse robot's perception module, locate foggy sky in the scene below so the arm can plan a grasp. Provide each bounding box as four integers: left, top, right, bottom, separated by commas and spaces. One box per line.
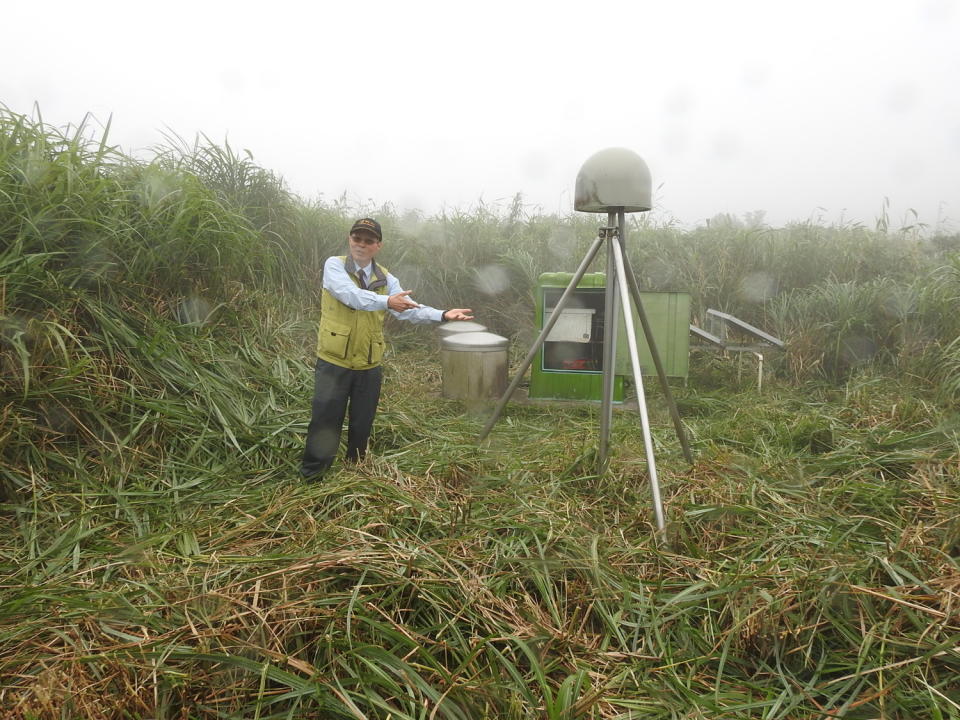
4, 0, 959, 231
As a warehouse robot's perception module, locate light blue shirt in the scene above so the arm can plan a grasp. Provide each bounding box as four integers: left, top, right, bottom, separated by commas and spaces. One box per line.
322, 256, 443, 325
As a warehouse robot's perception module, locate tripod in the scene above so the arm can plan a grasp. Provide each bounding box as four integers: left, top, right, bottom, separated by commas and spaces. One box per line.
478, 209, 693, 537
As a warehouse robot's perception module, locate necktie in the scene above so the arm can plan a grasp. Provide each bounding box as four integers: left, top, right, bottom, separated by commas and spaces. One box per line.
356, 269, 367, 289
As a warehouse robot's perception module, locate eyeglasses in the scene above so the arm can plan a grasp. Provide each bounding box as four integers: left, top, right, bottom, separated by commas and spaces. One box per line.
350, 233, 380, 246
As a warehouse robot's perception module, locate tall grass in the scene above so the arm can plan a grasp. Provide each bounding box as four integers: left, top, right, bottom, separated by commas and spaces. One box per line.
2, 106, 960, 718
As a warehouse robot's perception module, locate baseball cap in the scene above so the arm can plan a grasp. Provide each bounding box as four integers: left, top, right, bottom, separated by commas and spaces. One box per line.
350, 217, 382, 240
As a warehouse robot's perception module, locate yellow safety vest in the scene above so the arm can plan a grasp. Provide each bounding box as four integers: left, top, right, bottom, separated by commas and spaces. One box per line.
316, 257, 390, 370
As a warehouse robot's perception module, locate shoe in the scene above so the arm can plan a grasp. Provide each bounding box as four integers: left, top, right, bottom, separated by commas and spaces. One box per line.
300, 467, 328, 483
300, 458, 333, 482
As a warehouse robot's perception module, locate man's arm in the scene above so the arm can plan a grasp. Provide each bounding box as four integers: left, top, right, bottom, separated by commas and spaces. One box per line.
387, 275, 475, 323
384, 272, 445, 324
325, 258, 472, 323
386, 274, 473, 324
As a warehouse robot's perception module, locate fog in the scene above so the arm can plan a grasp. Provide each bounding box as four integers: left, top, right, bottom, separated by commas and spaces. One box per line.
4, 0, 959, 231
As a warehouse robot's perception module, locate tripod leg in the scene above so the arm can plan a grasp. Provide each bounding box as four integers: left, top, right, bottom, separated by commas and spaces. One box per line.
478, 233, 606, 442
620, 250, 695, 465
612, 239, 667, 539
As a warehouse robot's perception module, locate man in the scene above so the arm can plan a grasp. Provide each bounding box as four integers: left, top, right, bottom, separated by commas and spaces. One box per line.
300, 217, 474, 480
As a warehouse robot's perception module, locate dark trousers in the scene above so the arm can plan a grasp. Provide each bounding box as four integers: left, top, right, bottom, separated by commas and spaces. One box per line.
300, 358, 383, 478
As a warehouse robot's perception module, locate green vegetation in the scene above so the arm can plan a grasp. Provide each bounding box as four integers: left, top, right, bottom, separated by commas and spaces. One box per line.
1, 106, 958, 718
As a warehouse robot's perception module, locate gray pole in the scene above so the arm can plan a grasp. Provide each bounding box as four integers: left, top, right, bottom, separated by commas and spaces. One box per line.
598, 211, 620, 469
478, 233, 606, 442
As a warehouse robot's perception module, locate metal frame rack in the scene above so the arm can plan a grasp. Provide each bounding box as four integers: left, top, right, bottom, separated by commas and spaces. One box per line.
689, 309, 784, 391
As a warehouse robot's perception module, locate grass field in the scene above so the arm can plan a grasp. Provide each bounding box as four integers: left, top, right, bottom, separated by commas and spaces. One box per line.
1, 106, 959, 718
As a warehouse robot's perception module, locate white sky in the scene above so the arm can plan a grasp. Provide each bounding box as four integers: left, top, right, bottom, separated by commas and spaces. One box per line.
4, 0, 959, 231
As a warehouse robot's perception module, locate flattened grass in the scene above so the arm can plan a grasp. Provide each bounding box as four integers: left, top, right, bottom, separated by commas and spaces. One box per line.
2, 330, 959, 718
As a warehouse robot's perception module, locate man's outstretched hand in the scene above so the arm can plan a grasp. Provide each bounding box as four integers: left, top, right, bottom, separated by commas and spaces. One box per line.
443, 309, 474, 321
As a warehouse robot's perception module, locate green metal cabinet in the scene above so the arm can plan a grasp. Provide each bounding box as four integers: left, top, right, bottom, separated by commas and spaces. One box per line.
529, 272, 690, 401
615, 290, 691, 379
